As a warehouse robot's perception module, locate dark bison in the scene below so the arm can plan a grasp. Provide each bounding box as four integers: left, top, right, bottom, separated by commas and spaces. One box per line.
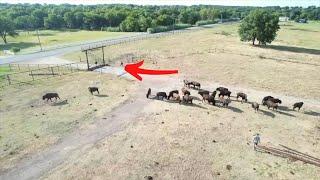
216, 87, 228, 92
156, 92, 167, 100
191, 81, 201, 89
198, 89, 210, 97
146, 88, 151, 98
181, 94, 193, 104
271, 98, 282, 104
211, 90, 217, 98
183, 80, 193, 87
202, 94, 215, 105
236, 92, 248, 103
219, 90, 231, 99
266, 100, 278, 110
293, 102, 304, 111
88, 87, 99, 95
219, 96, 231, 107
181, 88, 191, 95
251, 102, 259, 112
42, 93, 60, 101
168, 90, 179, 100
262, 96, 274, 105
171, 93, 181, 101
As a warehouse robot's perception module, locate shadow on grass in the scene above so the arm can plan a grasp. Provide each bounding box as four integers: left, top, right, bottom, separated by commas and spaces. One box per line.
0, 42, 39, 51
263, 45, 320, 55
260, 109, 275, 118
289, 28, 319, 32
52, 100, 68, 106
277, 110, 295, 117
304, 110, 320, 117
94, 94, 109, 97
278, 106, 294, 112
227, 106, 243, 113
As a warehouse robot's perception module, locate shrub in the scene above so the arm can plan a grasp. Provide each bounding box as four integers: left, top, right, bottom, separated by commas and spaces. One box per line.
147, 24, 191, 34
11, 47, 20, 53
195, 20, 218, 26
102, 27, 121, 32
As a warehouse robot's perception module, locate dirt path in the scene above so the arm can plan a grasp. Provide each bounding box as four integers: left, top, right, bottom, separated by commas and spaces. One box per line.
1, 73, 319, 180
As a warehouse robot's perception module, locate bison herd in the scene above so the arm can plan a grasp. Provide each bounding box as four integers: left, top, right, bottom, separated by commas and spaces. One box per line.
147, 79, 304, 112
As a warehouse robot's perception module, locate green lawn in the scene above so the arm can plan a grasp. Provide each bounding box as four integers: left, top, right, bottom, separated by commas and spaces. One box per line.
0, 65, 10, 75
0, 30, 133, 55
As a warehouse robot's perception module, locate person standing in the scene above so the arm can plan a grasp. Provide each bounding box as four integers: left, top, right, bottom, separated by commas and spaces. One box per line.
253, 133, 261, 151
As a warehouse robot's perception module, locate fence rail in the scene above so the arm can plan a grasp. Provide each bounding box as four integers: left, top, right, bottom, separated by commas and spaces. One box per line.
0, 63, 84, 88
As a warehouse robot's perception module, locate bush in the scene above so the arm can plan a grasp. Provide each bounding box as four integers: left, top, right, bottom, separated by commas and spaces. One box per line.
11, 47, 20, 53
147, 24, 191, 34
195, 20, 218, 26
102, 27, 121, 32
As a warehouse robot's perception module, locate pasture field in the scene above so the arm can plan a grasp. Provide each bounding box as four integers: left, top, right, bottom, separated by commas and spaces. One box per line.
0, 30, 132, 55
0, 72, 137, 172
1, 22, 320, 179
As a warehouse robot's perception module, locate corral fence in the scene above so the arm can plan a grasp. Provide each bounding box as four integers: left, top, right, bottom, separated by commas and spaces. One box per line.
0, 63, 84, 88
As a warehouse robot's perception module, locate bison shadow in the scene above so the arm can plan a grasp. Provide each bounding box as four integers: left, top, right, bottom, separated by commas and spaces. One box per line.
304, 110, 320, 117
94, 94, 109, 97
226, 106, 243, 113
278, 106, 294, 112
263, 45, 320, 55
276, 110, 295, 117
259, 109, 275, 118
51, 100, 68, 106
180, 103, 208, 110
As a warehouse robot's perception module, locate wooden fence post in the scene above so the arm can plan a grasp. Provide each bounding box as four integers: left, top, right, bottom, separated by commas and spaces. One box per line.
51, 67, 54, 76
30, 70, 34, 81
6, 74, 11, 85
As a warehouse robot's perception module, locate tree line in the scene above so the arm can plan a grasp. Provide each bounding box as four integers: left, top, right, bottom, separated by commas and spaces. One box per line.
0, 3, 319, 44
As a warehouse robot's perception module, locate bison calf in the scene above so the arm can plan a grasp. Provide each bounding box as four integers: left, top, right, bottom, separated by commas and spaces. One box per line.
251, 102, 259, 112
293, 102, 304, 111
42, 93, 60, 101
88, 87, 99, 95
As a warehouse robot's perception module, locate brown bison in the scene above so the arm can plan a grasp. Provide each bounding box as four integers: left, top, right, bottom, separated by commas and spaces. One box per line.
216, 87, 228, 92
171, 93, 181, 101
88, 87, 99, 95
251, 102, 259, 112
293, 102, 304, 111
219, 96, 231, 107
43, 93, 60, 101
236, 92, 248, 103
181, 94, 193, 104
146, 88, 151, 98
191, 81, 201, 89
181, 87, 191, 95
219, 90, 231, 99
168, 90, 179, 100
266, 100, 278, 110
198, 89, 210, 97
202, 94, 216, 105
156, 92, 167, 100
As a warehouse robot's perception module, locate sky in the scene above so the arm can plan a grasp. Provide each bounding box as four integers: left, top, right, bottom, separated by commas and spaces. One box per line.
0, 0, 319, 7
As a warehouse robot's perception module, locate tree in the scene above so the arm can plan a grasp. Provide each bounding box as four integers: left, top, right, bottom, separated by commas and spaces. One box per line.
119, 16, 140, 32
44, 14, 65, 29
0, 16, 18, 44
238, 9, 279, 45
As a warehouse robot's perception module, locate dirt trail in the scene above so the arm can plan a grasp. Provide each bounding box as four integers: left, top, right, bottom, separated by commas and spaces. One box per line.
1, 73, 319, 180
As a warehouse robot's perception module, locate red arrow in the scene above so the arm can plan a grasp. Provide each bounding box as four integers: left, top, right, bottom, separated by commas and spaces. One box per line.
124, 60, 178, 81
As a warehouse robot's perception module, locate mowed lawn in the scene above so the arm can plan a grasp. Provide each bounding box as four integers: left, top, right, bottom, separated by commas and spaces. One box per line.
0, 30, 133, 55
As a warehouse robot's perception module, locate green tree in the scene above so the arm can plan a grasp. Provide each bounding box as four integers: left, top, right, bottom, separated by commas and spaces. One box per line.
0, 16, 18, 44
119, 16, 140, 32
238, 9, 279, 45
44, 14, 65, 29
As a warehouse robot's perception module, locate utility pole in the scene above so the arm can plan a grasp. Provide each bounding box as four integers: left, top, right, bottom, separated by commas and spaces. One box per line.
220, 13, 223, 23
36, 29, 43, 51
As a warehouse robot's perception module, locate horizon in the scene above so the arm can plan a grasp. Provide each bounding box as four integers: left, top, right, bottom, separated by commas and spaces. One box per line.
0, 0, 319, 7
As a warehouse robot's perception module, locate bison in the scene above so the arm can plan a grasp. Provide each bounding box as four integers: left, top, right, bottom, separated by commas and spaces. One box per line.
168, 90, 179, 100
202, 94, 216, 105
236, 92, 248, 103
219, 96, 231, 107
156, 92, 167, 100
198, 89, 210, 97
262, 96, 274, 105
42, 93, 60, 101
251, 102, 259, 112
219, 90, 231, 99
146, 88, 151, 98
293, 102, 304, 111
191, 81, 201, 89
266, 100, 278, 110
88, 87, 99, 95
181, 94, 193, 104
216, 87, 228, 92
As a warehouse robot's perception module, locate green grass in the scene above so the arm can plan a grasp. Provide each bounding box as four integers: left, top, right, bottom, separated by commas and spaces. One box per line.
0, 65, 10, 75
0, 30, 133, 55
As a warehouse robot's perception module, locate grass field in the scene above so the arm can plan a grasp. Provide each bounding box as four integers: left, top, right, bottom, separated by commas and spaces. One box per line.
0, 30, 132, 55
0, 72, 137, 172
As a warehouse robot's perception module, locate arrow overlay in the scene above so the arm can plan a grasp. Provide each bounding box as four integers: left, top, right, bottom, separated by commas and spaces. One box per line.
124, 60, 178, 81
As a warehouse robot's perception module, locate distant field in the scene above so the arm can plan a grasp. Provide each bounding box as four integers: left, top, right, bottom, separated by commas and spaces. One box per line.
0, 30, 132, 55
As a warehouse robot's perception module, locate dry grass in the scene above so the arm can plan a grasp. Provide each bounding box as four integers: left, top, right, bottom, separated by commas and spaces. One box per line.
0, 72, 136, 172
43, 87, 320, 180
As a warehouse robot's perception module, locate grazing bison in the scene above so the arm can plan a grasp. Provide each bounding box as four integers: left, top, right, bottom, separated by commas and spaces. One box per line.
262, 96, 274, 105
88, 87, 99, 95
216, 87, 228, 92
168, 90, 179, 100
219, 96, 231, 107
266, 100, 278, 110
270, 98, 282, 104
211, 90, 217, 98
183, 80, 193, 87
171, 93, 181, 101
198, 89, 210, 97
191, 81, 201, 89
293, 102, 304, 111
236, 92, 248, 103
146, 88, 151, 98
42, 93, 60, 101
202, 94, 216, 105
156, 92, 167, 100
252, 102, 259, 112
181, 87, 191, 95
219, 90, 231, 99
181, 94, 193, 104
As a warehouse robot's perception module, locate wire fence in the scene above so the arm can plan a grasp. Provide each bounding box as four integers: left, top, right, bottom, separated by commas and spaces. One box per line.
0, 63, 84, 88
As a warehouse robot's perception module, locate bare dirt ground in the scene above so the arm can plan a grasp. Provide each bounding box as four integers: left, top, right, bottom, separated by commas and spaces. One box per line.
1, 23, 320, 180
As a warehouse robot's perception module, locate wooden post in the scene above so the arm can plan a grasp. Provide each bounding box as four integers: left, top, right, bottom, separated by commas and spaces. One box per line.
85, 50, 89, 70
51, 67, 54, 76
6, 74, 11, 85
102, 46, 105, 65
30, 71, 34, 81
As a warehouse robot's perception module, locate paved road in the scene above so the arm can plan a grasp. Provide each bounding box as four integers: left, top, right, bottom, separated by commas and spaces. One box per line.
0, 24, 221, 65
